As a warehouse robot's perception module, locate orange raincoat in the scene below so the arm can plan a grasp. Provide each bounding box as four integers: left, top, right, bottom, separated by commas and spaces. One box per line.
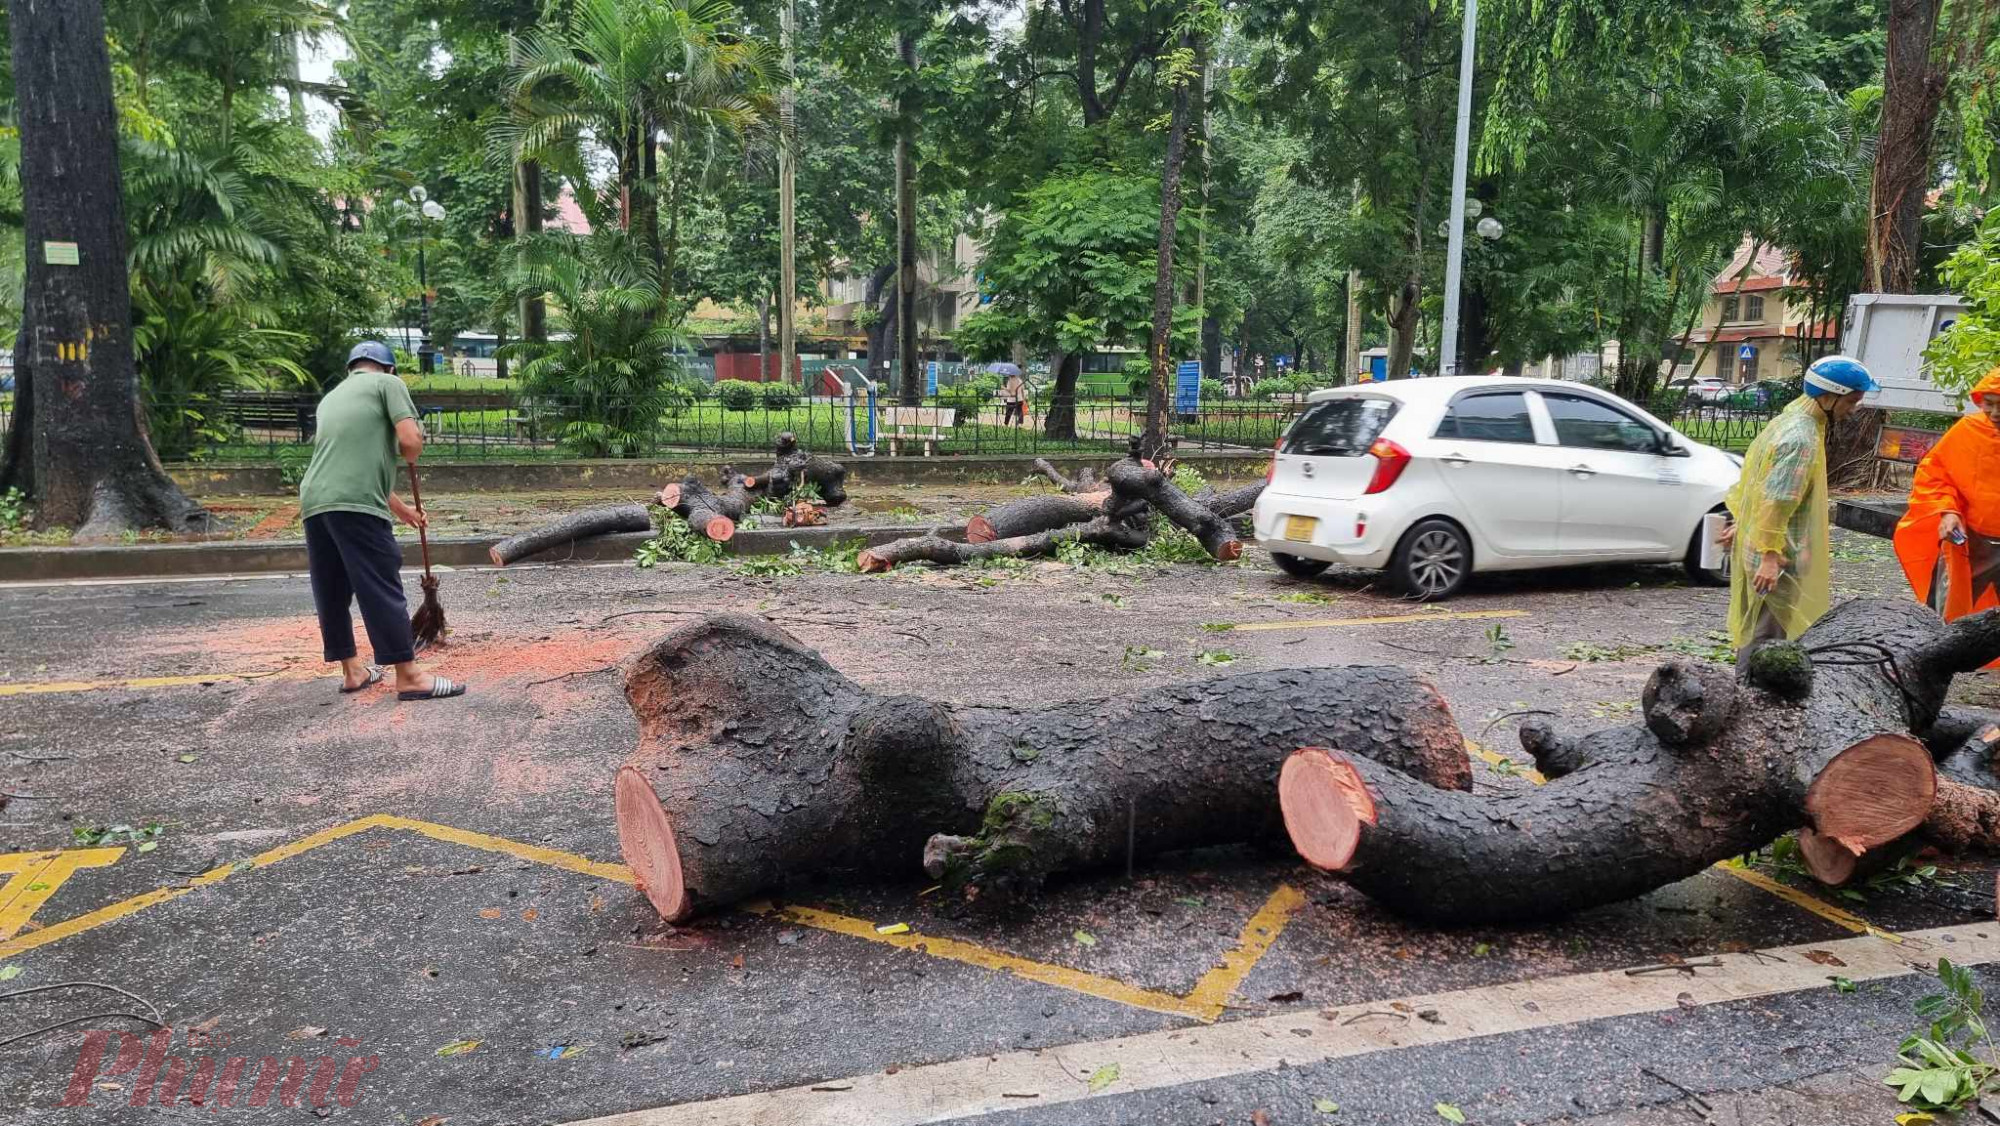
1894, 369, 2000, 625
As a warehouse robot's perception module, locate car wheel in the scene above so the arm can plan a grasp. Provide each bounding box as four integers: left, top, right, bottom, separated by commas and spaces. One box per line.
1684, 518, 1728, 586
1271, 552, 1332, 579
1391, 519, 1471, 600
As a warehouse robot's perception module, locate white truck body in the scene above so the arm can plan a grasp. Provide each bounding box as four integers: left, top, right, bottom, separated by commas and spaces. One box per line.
1841, 293, 1970, 413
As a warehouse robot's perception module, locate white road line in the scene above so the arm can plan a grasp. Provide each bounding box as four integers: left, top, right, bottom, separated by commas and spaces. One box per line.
0, 560, 633, 589
564, 922, 1996, 1126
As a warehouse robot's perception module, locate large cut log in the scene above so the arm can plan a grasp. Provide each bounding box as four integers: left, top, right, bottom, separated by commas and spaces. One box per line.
1199, 482, 1266, 520
965, 492, 1114, 543
1277, 598, 1999, 924
857, 517, 1150, 572
1106, 456, 1242, 561
487, 503, 654, 566
662, 468, 758, 543
614, 615, 1471, 920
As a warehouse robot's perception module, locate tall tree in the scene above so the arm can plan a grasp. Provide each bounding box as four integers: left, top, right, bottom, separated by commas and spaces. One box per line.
1142, 4, 1212, 460
894, 25, 919, 404
3, 0, 207, 536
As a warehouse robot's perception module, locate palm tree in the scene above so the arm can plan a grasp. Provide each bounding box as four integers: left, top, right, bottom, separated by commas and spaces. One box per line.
502, 228, 701, 458
501, 0, 773, 280
117, 0, 341, 147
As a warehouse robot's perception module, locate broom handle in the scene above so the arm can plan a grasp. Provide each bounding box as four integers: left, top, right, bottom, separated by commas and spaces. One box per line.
407, 461, 433, 577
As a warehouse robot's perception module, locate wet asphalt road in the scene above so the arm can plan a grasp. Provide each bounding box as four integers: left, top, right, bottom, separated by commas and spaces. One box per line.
0, 531, 1992, 1125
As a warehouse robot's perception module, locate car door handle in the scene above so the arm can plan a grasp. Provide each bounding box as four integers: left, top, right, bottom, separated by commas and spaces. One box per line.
1441, 452, 1472, 467
1568, 464, 1597, 479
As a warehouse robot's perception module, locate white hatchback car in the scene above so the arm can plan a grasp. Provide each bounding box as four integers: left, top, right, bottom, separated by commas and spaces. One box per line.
1251, 377, 1741, 598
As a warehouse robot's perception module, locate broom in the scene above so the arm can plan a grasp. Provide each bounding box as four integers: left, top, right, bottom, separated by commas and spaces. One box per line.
407, 461, 447, 647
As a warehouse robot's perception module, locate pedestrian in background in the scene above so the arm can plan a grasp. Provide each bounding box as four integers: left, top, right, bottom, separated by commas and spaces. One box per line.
1721, 354, 1876, 662
296, 341, 468, 701
1001, 370, 1028, 427
1894, 367, 2000, 636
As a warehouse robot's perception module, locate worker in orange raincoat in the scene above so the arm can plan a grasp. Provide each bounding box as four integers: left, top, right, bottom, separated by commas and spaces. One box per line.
1894, 368, 2000, 627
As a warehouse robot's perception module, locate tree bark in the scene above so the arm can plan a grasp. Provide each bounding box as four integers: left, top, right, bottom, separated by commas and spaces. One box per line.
514, 158, 545, 342
1867, 0, 1947, 294
1142, 29, 1198, 462
1044, 351, 1080, 441
7, 0, 207, 538
894, 28, 921, 407
762, 431, 848, 506
661, 468, 759, 543
965, 492, 1116, 543
615, 615, 1471, 920
1278, 598, 2000, 924
1105, 454, 1241, 560
488, 503, 654, 567
856, 517, 1149, 573
1030, 458, 1098, 494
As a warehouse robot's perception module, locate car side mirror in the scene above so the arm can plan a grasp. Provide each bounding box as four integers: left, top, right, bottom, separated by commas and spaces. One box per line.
1656, 432, 1690, 457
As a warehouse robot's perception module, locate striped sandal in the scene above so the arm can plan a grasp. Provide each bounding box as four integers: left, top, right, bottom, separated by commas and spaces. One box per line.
398, 676, 468, 702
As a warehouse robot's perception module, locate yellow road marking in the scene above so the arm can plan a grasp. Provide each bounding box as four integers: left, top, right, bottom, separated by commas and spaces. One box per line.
0, 848, 124, 938
0, 669, 314, 697
1714, 858, 1901, 943
1230, 609, 1528, 633
1182, 883, 1308, 1014
0, 816, 1299, 1021
1469, 743, 1547, 785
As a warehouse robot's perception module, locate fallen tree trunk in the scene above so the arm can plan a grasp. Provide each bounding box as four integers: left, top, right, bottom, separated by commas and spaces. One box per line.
1278, 598, 1995, 923
615, 614, 1471, 920
857, 517, 1150, 573
1199, 482, 1265, 520
965, 492, 1114, 543
764, 432, 847, 506
1106, 457, 1241, 561
488, 503, 654, 566
661, 468, 758, 543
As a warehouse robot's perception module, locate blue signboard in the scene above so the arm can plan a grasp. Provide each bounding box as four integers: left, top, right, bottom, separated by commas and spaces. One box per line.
926, 361, 939, 397
1175, 360, 1202, 415
1738, 344, 1757, 360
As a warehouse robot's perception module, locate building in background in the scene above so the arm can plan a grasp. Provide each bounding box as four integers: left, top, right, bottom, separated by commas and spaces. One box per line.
1687, 239, 1837, 385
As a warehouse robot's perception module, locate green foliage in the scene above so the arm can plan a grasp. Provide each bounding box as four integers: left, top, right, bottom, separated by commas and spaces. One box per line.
715, 380, 760, 411
1885, 959, 2000, 1113
635, 512, 727, 567
1249, 378, 1290, 400
759, 383, 800, 411
1199, 377, 1228, 402
1928, 209, 2000, 404
502, 230, 696, 457
0, 488, 28, 533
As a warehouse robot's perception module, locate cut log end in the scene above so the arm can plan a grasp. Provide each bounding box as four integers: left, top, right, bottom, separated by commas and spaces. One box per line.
965, 515, 998, 544
704, 516, 736, 543
657, 484, 682, 510
1797, 827, 1859, 885
856, 550, 890, 574
1279, 748, 1375, 872
615, 766, 691, 922
1218, 540, 1243, 562
1804, 733, 1936, 860
487, 547, 507, 567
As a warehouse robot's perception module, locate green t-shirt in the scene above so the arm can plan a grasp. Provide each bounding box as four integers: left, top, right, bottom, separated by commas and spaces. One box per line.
298, 371, 419, 522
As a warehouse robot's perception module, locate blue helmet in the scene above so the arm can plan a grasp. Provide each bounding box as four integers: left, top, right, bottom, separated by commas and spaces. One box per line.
1803, 354, 1875, 397
346, 340, 397, 371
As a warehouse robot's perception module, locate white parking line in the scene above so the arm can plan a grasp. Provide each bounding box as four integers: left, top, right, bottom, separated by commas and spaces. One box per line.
564, 922, 1997, 1126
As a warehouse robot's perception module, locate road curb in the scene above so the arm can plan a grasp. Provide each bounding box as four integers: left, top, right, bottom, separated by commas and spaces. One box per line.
0, 524, 958, 583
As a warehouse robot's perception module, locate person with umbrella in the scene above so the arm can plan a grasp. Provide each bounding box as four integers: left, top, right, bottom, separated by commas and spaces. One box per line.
993, 362, 1028, 427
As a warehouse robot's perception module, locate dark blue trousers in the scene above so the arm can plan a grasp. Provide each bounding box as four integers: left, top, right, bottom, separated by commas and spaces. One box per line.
305, 512, 415, 666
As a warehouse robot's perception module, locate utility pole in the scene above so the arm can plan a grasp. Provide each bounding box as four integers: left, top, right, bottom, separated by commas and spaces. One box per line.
778, 0, 798, 387
1437, 0, 1477, 377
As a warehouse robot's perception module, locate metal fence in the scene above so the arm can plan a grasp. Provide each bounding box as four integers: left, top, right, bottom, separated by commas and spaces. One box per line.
0, 382, 1788, 464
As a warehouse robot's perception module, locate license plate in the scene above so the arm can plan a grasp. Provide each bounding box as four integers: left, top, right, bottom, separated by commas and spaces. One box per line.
1283, 515, 1318, 543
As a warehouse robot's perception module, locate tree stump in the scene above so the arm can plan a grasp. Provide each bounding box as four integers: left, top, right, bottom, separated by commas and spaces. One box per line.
614, 615, 1470, 920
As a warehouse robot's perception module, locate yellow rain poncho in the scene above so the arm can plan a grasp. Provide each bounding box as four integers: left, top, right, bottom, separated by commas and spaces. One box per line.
1724, 396, 1830, 649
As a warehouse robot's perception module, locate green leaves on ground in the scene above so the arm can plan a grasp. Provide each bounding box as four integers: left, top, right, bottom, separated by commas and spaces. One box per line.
1087, 1063, 1120, 1092
1885, 959, 2000, 1112
73, 824, 163, 849
1313, 1097, 1340, 1114
1434, 1103, 1467, 1123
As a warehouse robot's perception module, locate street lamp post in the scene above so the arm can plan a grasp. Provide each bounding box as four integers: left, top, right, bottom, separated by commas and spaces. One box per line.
397, 187, 447, 374
1438, 0, 1478, 377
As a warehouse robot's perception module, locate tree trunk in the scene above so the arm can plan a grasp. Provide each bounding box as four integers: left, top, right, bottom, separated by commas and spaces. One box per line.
1105, 453, 1242, 560
637, 121, 663, 269
894, 28, 921, 407
1867, 0, 1947, 294
6, 0, 207, 538
965, 492, 1117, 543
514, 158, 546, 342
757, 292, 771, 381
1278, 598, 2000, 924
1343, 267, 1361, 383
1044, 351, 1080, 441
856, 517, 1150, 573
488, 503, 654, 567
614, 615, 1471, 919
1385, 275, 1418, 381
778, 0, 798, 396
1142, 30, 1198, 462
762, 431, 847, 505
660, 468, 760, 543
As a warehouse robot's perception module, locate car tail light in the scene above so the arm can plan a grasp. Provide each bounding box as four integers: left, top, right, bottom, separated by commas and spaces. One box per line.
1265, 436, 1280, 483
1363, 439, 1410, 495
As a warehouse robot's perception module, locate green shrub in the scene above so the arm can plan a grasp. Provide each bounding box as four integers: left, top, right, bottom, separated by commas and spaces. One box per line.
760, 382, 799, 410
1200, 377, 1227, 402
1250, 378, 1291, 400
715, 380, 759, 411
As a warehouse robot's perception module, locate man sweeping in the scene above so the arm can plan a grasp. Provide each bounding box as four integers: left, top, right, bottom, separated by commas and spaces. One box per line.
296, 342, 467, 701
1721, 354, 1877, 662
1894, 367, 2000, 633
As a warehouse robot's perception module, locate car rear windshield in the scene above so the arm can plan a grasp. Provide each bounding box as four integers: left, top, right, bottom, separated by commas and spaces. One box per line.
1281, 398, 1398, 457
